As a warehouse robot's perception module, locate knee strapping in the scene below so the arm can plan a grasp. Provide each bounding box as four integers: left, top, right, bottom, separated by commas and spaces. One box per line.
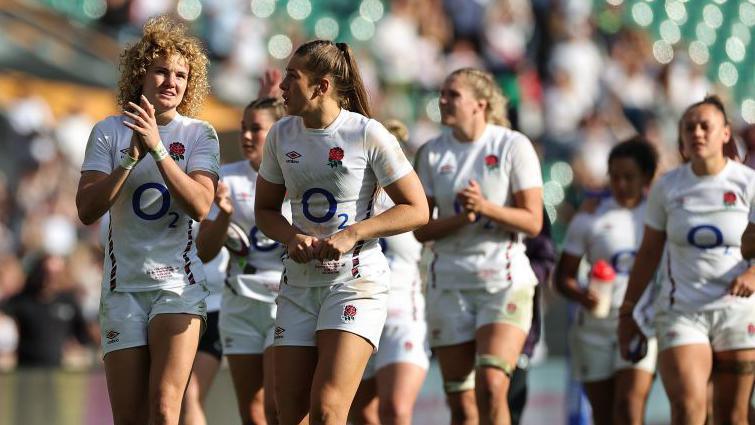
475, 354, 514, 378
712, 359, 755, 375
443, 371, 475, 393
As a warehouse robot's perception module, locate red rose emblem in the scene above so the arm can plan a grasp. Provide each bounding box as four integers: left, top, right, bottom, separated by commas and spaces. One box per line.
328, 147, 344, 168
484, 154, 499, 170
748, 323, 755, 336
169, 142, 186, 161
506, 303, 517, 314
344, 304, 357, 317
723, 191, 736, 206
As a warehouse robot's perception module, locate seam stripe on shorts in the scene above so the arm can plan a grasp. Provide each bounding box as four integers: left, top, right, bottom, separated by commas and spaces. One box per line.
182, 220, 197, 285
108, 217, 117, 291
666, 254, 675, 307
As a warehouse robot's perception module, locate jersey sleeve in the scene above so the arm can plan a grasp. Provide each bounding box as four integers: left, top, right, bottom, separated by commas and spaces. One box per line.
186, 121, 220, 176
258, 125, 285, 185
644, 177, 667, 231
365, 120, 414, 187
81, 120, 114, 173
508, 135, 543, 192
414, 142, 434, 198
562, 212, 591, 257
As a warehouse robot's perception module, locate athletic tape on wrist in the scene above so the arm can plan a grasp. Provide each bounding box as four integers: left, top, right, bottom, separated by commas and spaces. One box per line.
120, 154, 139, 170
151, 143, 169, 162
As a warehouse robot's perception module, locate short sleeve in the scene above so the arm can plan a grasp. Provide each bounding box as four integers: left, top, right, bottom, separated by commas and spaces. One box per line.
508, 135, 543, 192
365, 120, 413, 187
186, 121, 220, 176
562, 212, 591, 257
644, 178, 667, 231
258, 125, 284, 184
414, 142, 434, 198
81, 121, 114, 173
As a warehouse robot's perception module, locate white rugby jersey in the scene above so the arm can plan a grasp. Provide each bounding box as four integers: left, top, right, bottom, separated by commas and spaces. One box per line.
191, 220, 227, 312
375, 192, 424, 322
563, 198, 646, 309
415, 125, 542, 289
208, 160, 289, 302
645, 160, 755, 312
258, 109, 414, 287
82, 114, 220, 292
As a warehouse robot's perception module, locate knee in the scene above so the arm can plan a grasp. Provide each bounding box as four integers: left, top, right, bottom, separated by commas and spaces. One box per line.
447, 392, 478, 423
668, 397, 705, 420
613, 393, 645, 422
150, 387, 183, 425
476, 368, 509, 401
309, 403, 341, 425
378, 398, 414, 423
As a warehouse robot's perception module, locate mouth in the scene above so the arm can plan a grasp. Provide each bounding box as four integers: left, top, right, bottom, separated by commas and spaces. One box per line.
158, 91, 176, 99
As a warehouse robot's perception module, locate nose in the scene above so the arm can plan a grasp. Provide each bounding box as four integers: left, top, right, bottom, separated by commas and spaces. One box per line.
279, 80, 287, 92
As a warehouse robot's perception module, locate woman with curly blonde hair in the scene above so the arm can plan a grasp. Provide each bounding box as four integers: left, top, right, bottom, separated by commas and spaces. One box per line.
76, 15, 219, 425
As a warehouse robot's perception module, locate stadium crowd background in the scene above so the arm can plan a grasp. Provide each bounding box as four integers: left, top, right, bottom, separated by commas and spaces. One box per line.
0, 0, 753, 423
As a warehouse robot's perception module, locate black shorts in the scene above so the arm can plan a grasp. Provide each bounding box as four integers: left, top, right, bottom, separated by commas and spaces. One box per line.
198, 311, 222, 360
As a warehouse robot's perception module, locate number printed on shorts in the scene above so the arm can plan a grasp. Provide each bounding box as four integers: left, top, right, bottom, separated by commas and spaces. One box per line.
302, 187, 349, 227
132, 182, 175, 226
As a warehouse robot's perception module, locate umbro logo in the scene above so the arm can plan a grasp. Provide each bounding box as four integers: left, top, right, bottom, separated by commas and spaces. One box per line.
285, 151, 302, 163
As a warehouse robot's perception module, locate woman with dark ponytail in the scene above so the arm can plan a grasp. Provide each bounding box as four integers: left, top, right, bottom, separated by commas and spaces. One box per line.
255, 40, 428, 425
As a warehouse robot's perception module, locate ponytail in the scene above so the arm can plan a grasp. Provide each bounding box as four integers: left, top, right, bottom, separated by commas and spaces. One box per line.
294, 40, 372, 117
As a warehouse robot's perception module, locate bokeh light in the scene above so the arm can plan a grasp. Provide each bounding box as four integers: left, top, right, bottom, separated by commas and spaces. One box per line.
695, 22, 717, 46
665, 1, 687, 25
718, 62, 738, 87
268, 34, 293, 59
359, 0, 384, 22
702, 4, 723, 29
731, 22, 751, 46
251, 0, 275, 18
659, 20, 681, 44
550, 161, 574, 187
287, 0, 312, 21
314, 17, 340, 40
177, 0, 202, 21
742, 99, 755, 124
741, 2, 755, 27
652, 40, 674, 64
725, 37, 746, 62
606, 0, 624, 6
543, 181, 565, 206
631, 2, 653, 27
425, 97, 441, 122
688, 41, 709, 65
82, 0, 106, 19
350, 16, 375, 41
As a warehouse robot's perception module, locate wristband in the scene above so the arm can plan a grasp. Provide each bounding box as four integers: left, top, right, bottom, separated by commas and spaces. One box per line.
150, 143, 169, 162
120, 153, 139, 170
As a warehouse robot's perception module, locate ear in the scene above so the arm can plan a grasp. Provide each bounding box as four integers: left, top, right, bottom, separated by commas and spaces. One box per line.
475, 98, 488, 115
313, 78, 330, 98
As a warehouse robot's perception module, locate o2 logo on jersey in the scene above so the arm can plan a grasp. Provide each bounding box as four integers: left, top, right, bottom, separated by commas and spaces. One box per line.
132, 183, 180, 228
687, 224, 723, 250
302, 188, 349, 229
250, 226, 280, 252
610, 250, 637, 274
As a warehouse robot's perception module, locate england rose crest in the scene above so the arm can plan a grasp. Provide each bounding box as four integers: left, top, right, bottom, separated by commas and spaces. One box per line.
169, 142, 186, 161
484, 154, 499, 170
342, 304, 357, 322
328, 147, 344, 168
723, 191, 736, 206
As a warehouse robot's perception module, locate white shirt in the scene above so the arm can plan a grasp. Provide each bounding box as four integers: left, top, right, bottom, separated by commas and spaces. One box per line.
208, 160, 289, 302
258, 109, 414, 287
191, 220, 227, 312
563, 198, 645, 309
82, 114, 220, 292
645, 161, 755, 312
416, 124, 542, 289
375, 192, 424, 322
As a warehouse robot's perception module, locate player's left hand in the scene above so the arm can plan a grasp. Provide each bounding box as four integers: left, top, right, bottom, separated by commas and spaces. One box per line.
317, 227, 358, 261
729, 266, 755, 297
123, 95, 161, 151
457, 179, 488, 215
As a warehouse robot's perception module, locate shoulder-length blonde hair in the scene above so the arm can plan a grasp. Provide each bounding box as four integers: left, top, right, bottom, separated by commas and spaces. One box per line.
448, 68, 509, 127
117, 15, 210, 117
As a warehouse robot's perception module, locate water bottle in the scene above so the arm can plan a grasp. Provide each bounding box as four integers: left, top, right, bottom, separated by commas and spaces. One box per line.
588, 260, 615, 318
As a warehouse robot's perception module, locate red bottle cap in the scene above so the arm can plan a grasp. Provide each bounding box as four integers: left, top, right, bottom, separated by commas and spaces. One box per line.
591, 259, 615, 282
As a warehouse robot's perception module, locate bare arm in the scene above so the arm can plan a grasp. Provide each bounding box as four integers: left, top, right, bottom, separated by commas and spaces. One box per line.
317, 171, 429, 260
742, 222, 755, 260
196, 182, 234, 262
554, 252, 599, 310
77, 170, 131, 225
413, 196, 474, 243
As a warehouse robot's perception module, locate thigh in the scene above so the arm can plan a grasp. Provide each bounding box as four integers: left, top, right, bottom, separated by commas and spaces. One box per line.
312, 329, 374, 406
426, 287, 476, 348
189, 351, 221, 402
475, 323, 527, 375
375, 362, 427, 406
435, 341, 477, 387
712, 349, 755, 420
226, 354, 265, 412
274, 345, 317, 424
147, 313, 203, 403
104, 346, 150, 423
658, 344, 712, 404
350, 376, 378, 425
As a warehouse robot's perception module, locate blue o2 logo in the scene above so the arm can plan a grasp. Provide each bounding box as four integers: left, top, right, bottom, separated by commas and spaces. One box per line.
250, 226, 279, 252
132, 182, 179, 228
132, 183, 170, 220
302, 187, 349, 229
687, 224, 723, 249
610, 250, 637, 274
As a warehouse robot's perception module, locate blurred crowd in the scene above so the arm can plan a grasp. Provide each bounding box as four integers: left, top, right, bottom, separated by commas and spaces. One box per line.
0, 0, 753, 370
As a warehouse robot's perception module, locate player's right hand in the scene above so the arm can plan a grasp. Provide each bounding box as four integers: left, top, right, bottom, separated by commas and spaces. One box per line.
286, 233, 318, 263
214, 182, 233, 215
578, 289, 600, 310
617, 314, 642, 361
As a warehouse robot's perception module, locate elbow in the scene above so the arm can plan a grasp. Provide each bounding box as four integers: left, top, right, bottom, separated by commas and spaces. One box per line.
415, 205, 430, 228
413, 227, 430, 243
76, 204, 99, 226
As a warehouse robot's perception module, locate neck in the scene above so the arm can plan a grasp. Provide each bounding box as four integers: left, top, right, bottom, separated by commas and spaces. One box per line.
155, 109, 177, 126
690, 156, 726, 176
249, 159, 260, 172
301, 103, 341, 129
616, 197, 641, 209
451, 119, 487, 143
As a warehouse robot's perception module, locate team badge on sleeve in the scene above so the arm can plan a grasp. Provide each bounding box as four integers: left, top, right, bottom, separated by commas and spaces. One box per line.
169, 142, 186, 161
328, 147, 344, 168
